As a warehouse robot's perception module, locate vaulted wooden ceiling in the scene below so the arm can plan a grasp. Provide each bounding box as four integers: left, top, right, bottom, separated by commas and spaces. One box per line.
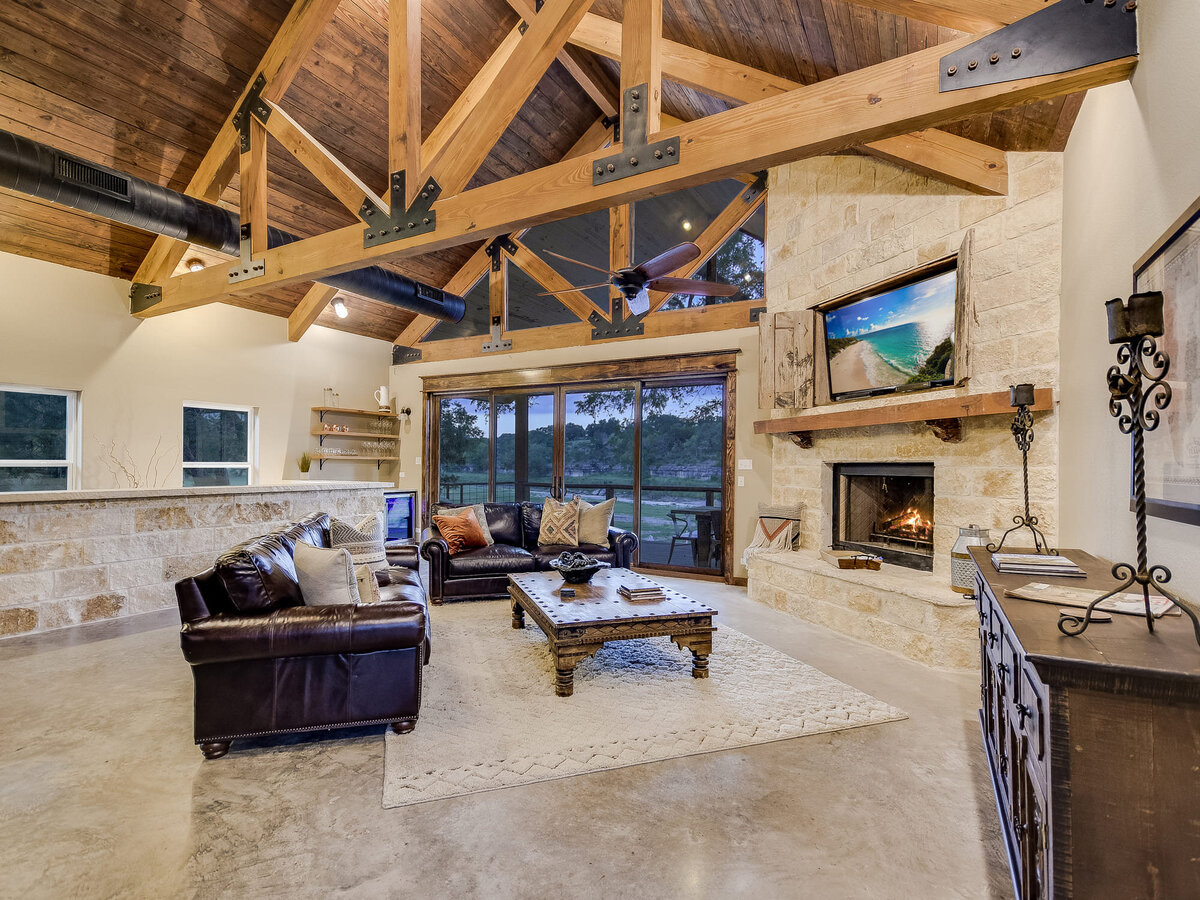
0, 0, 1082, 342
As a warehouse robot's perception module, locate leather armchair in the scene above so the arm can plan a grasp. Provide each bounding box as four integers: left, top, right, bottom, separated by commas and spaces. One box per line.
420, 501, 638, 604
175, 512, 430, 759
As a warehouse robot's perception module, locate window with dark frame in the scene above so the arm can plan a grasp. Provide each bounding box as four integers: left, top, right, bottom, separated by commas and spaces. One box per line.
0, 386, 79, 492
182, 404, 255, 487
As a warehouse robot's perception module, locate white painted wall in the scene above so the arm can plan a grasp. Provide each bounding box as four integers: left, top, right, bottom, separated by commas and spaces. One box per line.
390, 328, 771, 580
0, 252, 393, 487
1060, 2, 1200, 586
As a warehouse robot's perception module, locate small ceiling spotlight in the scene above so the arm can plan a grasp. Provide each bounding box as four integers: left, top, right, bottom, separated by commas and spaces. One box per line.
744, 272, 753, 282
185, 258, 205, 272
332, 297, 348, 318
681, 219, 693, 232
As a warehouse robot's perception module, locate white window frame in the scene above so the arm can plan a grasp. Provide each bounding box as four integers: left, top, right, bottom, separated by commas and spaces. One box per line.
0, 384, 81, 491
182, 402, 259, 486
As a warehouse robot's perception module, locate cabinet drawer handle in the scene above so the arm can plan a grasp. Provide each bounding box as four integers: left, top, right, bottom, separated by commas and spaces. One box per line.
1013, 816, 1026, 840
1017, 704, 1032, 729
988, 632, 998, 647
999, 752, 1008, 776
997, 662, 1009, 676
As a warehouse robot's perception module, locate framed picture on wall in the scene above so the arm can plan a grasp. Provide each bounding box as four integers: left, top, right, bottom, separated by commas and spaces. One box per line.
1133, 196, 1200, 526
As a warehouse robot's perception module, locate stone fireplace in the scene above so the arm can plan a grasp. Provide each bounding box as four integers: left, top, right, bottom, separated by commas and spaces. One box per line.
833, 463, 934, 571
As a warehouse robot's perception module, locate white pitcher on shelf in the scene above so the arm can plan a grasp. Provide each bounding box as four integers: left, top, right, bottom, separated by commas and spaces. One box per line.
374, 385, 391, 412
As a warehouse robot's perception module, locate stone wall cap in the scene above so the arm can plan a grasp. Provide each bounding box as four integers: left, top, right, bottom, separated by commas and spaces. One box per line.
0, 481, 388, 506
750, 549, 974, 608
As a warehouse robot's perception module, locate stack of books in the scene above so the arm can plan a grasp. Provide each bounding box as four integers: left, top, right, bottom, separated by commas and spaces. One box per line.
618, 583, 665, 601
991, 552, 1084, 577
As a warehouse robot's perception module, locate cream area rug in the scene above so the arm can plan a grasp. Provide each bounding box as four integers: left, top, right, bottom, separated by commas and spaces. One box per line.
382, 601, 905, 808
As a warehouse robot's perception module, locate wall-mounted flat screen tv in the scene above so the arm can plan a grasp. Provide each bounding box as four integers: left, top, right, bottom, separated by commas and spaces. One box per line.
822, 261, 958, 401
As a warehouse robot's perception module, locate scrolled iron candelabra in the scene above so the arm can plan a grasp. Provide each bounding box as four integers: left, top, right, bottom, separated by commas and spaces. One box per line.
987, 382, 1055, 555
1058, 292, 1200, 648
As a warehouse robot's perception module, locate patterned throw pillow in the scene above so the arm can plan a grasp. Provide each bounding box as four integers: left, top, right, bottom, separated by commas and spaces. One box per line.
433, 507, 489, 556
331, 512, 388, 572
574, 495, 616, 545
433, 503, 493, 545
538, 496, 580, 547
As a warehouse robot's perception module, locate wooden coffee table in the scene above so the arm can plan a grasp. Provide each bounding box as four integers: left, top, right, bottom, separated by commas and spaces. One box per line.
508, 568, 717, 697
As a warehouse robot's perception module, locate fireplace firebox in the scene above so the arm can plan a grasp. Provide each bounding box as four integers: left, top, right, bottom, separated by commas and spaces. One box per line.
832, 463, 934, 571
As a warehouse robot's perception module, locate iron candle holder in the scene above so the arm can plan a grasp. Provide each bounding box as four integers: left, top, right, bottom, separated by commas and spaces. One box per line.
987, 383, 1055, 555
1058, 292, 1200, 647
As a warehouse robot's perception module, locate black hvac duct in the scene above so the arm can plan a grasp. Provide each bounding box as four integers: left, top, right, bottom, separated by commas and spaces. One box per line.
0, 128, 465, 323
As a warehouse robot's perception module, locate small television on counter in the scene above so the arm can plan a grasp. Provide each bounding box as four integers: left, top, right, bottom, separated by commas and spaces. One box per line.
822, 260, 958, 402
383, 490, 416, 542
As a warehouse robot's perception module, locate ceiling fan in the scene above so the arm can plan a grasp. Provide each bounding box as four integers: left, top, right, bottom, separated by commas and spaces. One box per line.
537, 241, 738, 316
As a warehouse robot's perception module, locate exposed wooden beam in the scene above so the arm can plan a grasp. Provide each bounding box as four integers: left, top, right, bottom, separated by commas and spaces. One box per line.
149, 40, 1136, 315
288, 283, 340, 341
258, 99, 388, 218
861, 128, 1008, 195
836, 0, 1048, 33
389, 0, 422, 206
489, 252, 507, 333
240, 119, 269, 256
570, 11, 1008, 195
132, 0, 344, 285
508, 238, 608, 321
621, 0, 663, 136
609, 202, 631, 312
648, 187, 765, 312
421, 0, 595, 197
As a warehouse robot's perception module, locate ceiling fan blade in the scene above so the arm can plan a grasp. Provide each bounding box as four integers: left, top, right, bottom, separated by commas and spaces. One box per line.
536, 282, 611, 296
634, 242, 701, 280
544, 250, 616, 277
648, 276, 740, 297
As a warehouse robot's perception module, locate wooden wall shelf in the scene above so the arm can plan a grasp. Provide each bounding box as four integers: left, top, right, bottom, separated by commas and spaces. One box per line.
312, 406, 397, 419
311, 406, 400, 470
753, 388, 1054, 444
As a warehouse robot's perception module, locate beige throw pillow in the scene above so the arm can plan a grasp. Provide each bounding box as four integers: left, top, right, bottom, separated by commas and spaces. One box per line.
574, 495, 616, 545
538, 496, 580, 547
434, 503, 493, 545
356, 565, 382, 604
331, 512, 388, 572
294, 540, 361, 606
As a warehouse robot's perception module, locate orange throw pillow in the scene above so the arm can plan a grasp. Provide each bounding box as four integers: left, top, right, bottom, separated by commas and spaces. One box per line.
433, 507, 489, 556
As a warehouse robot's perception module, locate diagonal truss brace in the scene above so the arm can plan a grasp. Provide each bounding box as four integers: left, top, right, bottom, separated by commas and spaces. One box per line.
592, 84, 679, 185
363, 171, 441, 248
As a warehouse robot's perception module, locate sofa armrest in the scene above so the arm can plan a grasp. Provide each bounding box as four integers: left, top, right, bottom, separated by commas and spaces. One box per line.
419, 527, 449, 602
384, 540, 419, 570
607, 527, 639, 569
180, 602, 426, 666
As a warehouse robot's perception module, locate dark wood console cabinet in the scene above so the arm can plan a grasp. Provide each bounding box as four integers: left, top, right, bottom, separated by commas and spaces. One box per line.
970, 547, 1200, 899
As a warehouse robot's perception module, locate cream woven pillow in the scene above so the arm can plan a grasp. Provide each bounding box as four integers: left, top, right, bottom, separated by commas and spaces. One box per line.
574, 495, 615, 545
537, 496, 580, 546
294, 541, 361, 606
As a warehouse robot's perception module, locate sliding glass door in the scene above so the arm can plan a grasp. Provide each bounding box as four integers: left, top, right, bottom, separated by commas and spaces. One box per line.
494, 392, 556, 503
562, 386, 637, 531
435, 395, 490, 505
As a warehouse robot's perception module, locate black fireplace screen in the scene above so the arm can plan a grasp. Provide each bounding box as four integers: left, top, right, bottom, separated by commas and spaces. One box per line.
833, 463, 934, 570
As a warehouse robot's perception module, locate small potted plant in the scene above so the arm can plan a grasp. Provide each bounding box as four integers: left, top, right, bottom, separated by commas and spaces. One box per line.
297, 451, 313, 479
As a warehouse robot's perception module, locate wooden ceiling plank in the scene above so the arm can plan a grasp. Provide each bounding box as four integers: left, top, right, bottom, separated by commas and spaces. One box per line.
389, 0, 423, 205
288, 283, 341, 341
152, 38, 1135, 315
648, 187, 766, 311
258, 99, 389, 218
509, 238, 608, 321
861, 128, 1008, 194
835, 0, 1048, 33
132, 0, 345, 286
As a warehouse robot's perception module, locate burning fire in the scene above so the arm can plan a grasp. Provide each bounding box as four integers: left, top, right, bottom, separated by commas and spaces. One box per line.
880, 506, 933, 541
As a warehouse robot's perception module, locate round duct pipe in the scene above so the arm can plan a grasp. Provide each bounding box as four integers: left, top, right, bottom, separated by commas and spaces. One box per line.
0, 128, 465, 323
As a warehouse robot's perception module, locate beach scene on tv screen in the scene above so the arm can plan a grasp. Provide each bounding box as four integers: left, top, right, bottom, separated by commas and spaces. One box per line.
825, 268, 957, 396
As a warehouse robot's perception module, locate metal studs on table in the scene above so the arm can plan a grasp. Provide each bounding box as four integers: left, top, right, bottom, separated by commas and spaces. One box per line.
986, 383, 1056, 555
1058, 292, 1200, 647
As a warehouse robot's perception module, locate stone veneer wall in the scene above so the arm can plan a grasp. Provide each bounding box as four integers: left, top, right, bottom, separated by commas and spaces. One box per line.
0, 483, 385, 638
750, 153, 1064, 666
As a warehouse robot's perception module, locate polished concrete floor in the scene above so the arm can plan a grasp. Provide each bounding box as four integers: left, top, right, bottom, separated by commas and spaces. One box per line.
0, 577, 1009, 899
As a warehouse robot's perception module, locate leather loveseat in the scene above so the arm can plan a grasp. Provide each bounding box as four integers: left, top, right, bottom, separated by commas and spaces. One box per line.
420, 501, 638, 604
175, 512, 429, 759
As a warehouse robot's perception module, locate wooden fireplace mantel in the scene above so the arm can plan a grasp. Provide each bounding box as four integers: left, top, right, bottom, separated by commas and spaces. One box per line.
753, 388, 1054, 445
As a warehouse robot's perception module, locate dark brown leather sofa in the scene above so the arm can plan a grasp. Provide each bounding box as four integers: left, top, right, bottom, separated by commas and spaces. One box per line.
175, 512, 429, 759
420, 501, 638, 604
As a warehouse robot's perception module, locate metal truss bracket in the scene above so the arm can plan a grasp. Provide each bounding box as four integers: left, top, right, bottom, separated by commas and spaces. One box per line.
590, 295, 646, 340
129, 282, 162, 314
592, 84, 679, 185
232, 73, 271, 153
229, 222, 266, 283
601, 113, 620, 144
742, 171, 768, 203
392, 344, 422, 365
363, 172, 440, 248
748, 306, 767, 324
940, 0, 1137, 93
485, 234, 517, 271
482, 315, 512, 353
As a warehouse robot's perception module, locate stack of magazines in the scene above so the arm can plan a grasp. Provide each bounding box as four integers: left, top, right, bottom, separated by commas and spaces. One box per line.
618, 583, 665, 601
991, 552, 1084, 577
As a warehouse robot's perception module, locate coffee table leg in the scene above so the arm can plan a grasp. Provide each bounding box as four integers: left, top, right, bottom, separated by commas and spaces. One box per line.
551, 644, 602, 697
511, 599, 525, 629
555, 664, 576, 697
672, 633, 713, 679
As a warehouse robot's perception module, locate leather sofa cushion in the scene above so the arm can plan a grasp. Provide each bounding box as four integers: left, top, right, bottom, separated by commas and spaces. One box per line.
520, 502, 542, 549
282, 512, 332, 550
384, 541, 419, 570
447, 544, 536, 578
214, 531, 304, 614
379, 566, 426, 606
180, 602, 426, 665
483, 503, 521, 546
532, 544, 615, 569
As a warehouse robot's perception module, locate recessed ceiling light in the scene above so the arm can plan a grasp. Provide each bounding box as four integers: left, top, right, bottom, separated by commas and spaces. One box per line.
681, 219, 692, 232
185, 258, 205, 272
332, 298, 348, 318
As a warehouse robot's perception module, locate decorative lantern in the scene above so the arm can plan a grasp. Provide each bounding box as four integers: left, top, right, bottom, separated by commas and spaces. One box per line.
951, 524, 990, 594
